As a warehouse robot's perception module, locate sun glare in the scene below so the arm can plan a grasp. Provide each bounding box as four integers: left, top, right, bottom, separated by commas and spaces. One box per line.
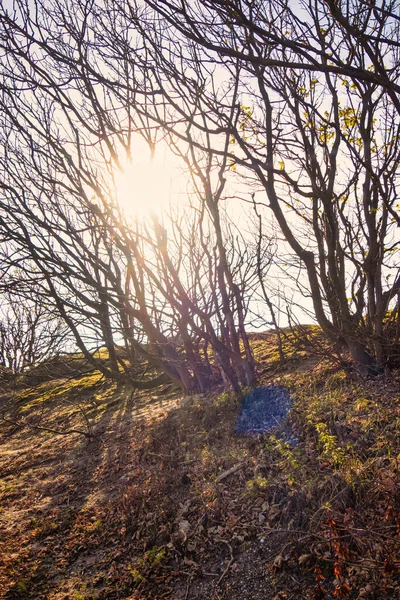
115, 144, 180, 219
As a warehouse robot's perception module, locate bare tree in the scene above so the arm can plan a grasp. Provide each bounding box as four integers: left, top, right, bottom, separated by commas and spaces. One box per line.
1, 0, 398, 380
0, 3, 259, 391
103, 0, 399, 371
0, 289, 66, 373
143, 0, 400, 115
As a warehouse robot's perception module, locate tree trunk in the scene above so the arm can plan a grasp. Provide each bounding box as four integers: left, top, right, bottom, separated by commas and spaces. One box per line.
345, 337, 381, 376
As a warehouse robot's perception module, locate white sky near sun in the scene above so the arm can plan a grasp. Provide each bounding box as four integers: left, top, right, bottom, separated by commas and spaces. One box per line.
114, 137, 188, 220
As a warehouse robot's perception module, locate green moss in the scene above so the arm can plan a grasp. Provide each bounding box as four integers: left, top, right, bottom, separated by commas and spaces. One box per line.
246, 475, 268, 491
128, 546, 168, 587
15, 581, 28, 595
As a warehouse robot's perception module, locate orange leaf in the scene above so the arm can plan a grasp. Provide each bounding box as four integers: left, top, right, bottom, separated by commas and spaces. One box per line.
334, 562, 342, 578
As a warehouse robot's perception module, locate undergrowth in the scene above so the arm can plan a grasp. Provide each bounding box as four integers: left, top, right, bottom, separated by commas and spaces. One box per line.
1, 331, 400, 599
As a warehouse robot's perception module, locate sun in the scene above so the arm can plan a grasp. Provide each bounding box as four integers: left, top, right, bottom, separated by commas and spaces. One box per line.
115, 143, 180, 220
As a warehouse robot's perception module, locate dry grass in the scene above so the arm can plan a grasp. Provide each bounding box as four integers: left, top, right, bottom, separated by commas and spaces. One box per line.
1, 331, 400, 599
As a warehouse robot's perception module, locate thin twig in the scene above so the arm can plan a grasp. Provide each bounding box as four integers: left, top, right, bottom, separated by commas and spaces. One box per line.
215, 538, 234, 585
1, 414, 94, 439
184, 575, 192, 600
216, 461, 247, 482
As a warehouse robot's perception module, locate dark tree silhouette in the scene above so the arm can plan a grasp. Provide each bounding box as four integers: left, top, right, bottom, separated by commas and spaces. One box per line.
0, 0, 399, 378
0, 288, 66, 374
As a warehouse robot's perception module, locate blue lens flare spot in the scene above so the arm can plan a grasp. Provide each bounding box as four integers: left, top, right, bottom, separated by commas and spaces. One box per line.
235, 385, 292, 435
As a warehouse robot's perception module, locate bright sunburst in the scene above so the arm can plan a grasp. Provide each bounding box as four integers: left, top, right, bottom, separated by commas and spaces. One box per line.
115, 142, 180, 219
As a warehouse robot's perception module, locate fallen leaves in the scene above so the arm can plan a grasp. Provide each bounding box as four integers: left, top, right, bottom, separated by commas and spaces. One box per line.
2, 345, 400, 600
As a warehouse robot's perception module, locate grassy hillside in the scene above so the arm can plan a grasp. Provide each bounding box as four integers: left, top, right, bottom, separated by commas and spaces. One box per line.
1, 332, 400, 599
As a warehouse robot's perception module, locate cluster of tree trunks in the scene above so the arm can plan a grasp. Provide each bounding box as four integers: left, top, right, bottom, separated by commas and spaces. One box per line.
0, 0, 399, 386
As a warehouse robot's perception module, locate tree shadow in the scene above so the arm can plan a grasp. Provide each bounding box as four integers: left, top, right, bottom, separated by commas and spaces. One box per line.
0, 375, 182, 599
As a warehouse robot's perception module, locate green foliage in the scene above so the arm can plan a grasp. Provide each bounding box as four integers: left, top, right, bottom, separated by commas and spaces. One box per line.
128, 546, 168, 587
127, 565, 145, 585
312, 421, 345, 468
214, 389, 236, 407
246, 474, 268, 492
265, 434, 300, 470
